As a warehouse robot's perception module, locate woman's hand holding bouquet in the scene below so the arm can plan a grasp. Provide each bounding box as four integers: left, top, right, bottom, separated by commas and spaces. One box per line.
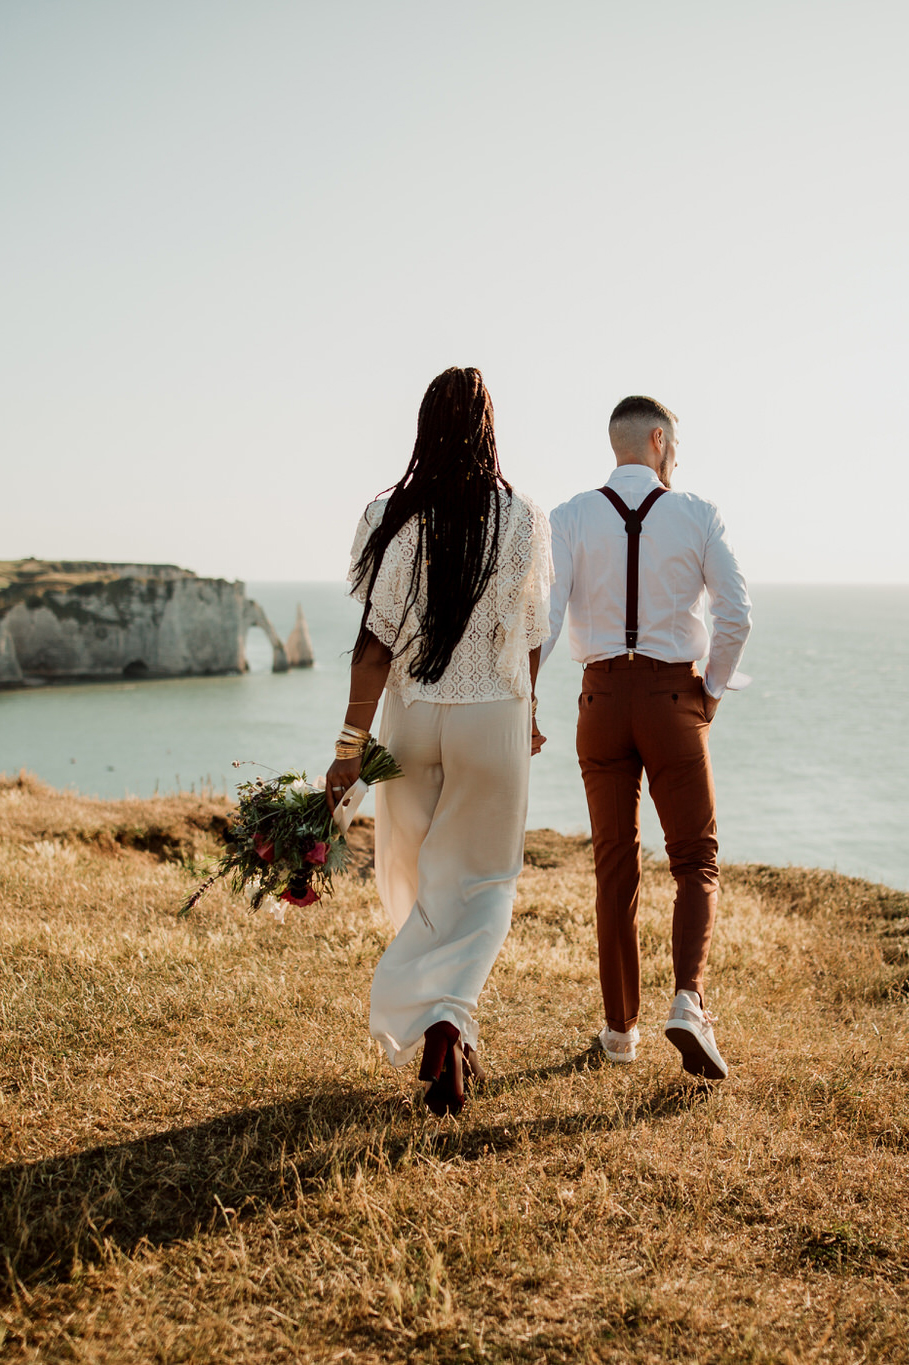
179, 740, 402, 921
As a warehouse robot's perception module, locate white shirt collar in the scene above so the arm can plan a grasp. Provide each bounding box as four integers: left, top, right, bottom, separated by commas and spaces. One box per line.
606, 464, 663, 490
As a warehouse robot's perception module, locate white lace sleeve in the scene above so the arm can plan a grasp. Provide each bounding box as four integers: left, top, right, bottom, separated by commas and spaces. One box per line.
347, 500, 419, 650
347, 502, 384, 600
495, 494, 554, 691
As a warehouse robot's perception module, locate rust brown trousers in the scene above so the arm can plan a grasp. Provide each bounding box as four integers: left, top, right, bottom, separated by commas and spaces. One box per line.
576, 654, 718, 1032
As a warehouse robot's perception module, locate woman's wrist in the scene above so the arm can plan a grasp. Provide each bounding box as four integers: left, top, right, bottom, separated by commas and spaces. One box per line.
343, 699, 380, 732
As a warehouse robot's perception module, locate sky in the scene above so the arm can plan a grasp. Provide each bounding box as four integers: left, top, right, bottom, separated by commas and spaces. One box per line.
2, 0, 907, 585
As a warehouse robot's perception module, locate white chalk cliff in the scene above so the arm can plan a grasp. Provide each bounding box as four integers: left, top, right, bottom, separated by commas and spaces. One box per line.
0, 560, 305, 685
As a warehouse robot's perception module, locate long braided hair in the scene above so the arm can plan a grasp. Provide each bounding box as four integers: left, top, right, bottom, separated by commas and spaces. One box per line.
352, 367, 513, 685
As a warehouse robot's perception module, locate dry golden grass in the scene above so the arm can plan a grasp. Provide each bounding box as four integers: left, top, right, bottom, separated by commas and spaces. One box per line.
1, 771, 908, 1364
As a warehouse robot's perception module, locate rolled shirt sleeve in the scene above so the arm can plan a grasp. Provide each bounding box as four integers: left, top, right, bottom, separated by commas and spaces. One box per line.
702, 510, 752, 697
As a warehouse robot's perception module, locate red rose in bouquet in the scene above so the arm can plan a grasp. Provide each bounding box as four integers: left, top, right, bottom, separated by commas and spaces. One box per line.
281, 886, 320, 907
253, 833, 275, 863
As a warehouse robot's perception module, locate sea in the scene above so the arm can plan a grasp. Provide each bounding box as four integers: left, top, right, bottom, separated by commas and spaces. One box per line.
2, 584, 908, 891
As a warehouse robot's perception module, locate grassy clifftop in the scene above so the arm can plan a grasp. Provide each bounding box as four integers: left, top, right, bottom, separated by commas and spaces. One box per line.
1, 774, 908, 1363
0, 560, 191, 600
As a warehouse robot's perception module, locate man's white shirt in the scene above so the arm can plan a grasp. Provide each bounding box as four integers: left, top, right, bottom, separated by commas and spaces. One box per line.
542, 465, 752, 697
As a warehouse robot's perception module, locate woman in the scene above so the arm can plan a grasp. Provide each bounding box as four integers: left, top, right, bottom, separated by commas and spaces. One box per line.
326, 367, 552, 1116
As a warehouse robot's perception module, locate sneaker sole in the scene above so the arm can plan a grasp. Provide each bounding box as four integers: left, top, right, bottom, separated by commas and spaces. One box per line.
665, 1023, 728, 1081
601, 1047, 636, 1064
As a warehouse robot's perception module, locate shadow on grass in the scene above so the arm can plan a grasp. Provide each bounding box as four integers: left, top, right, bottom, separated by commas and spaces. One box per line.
481, 1041, 715, 1106
0, 1052, 708, 1295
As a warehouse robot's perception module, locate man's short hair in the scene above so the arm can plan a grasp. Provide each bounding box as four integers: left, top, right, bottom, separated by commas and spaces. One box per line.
609, 395, 678, 430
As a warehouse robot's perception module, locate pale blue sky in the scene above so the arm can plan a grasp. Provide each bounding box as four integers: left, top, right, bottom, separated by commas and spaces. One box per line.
2, 0, 907, 583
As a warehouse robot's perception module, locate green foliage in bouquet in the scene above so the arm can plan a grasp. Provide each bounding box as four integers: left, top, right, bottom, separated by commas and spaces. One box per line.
179, 738, 402, 917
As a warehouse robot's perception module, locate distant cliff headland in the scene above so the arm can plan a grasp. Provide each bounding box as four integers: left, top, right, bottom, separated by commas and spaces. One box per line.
0, 560, 314, 687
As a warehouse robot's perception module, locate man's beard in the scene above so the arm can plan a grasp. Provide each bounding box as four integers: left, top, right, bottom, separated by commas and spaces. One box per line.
658, 457, 673, 488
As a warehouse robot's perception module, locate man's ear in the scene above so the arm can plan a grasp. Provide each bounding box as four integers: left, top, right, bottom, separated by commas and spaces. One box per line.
651, 425, 665, 453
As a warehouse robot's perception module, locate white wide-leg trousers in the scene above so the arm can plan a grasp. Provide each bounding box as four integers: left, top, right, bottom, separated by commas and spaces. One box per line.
369, 691, 531, 1067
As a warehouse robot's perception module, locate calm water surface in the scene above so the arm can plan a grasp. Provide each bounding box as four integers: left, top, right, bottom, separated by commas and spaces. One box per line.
3, 584, 907, 890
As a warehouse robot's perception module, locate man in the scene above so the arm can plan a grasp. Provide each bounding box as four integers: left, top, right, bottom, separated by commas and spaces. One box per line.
542, 395, 751, 1079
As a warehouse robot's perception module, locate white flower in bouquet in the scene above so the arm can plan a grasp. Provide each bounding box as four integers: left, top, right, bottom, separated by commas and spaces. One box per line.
263, 895, 287, 924
284, 775, 325, 809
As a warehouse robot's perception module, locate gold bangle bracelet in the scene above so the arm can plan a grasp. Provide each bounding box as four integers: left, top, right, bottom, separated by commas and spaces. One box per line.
340, 725, 370, 741
336, 734, 368, 747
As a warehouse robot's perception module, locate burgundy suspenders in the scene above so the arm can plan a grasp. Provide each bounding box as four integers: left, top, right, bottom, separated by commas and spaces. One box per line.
598, 485, 667, 659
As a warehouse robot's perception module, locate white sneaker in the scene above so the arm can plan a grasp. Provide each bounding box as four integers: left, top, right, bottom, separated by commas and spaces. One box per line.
597, 1024, 640, 1063
664, 990, 728, 1080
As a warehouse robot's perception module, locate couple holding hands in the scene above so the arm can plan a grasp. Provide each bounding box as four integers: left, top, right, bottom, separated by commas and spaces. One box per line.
325, 368, 751, 1116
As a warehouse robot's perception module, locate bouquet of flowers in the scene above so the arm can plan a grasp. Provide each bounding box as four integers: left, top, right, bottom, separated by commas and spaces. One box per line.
179, 738, 402, 919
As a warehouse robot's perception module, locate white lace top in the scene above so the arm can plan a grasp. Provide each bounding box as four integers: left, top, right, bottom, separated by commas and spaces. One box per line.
348, 490, 553, 706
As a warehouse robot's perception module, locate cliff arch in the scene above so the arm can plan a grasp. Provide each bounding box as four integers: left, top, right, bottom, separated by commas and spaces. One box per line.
243, 600, 288, 673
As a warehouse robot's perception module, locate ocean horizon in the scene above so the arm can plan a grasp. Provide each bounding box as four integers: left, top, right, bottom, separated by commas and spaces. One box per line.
3, 582, 908, 891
